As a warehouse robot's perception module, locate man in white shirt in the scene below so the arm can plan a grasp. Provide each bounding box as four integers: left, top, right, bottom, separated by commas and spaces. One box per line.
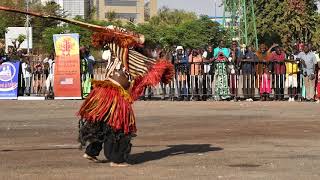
44, 55, 55, 97
21, 59, 31, 96
297, 45, 317, 101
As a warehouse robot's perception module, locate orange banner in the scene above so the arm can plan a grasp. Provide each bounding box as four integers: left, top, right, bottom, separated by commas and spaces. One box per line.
53, 34, 81, 99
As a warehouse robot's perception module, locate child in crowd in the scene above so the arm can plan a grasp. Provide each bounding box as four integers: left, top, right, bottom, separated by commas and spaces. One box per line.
285, 55, 299, 102
259, 62, 272, 101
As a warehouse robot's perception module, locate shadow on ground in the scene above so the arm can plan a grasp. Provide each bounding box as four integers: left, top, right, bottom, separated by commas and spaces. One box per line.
129, 144, 223, 164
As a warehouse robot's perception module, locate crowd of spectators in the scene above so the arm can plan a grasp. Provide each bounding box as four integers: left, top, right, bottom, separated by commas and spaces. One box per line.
1, 42, 320, 103
153, 41, 320, 103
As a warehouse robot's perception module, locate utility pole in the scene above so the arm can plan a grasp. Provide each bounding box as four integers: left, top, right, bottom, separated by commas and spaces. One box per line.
242, 0, 248, 45
214, 0, 217, 19
250, 0, 258, 49
222, 0, 226, 27
25, 0, 30, 55
224, 0, 258, 47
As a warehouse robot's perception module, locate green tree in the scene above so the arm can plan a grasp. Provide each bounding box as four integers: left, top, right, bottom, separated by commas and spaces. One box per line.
225, 0, 320, 50
135, 8, 226, 51
30, 1, 65, 52
148, 7, 197, 27
106, 11, 116, 22
0, 0, 26, 39
11, 34, 26, 52
42, 16, 113, 53
179, 16, 226, 49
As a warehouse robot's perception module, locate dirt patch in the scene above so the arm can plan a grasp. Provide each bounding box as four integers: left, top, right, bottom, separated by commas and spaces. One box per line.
0, 101, 320, 180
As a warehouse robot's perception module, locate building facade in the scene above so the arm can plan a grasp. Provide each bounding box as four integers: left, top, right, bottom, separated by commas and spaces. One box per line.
39, 0, 158, 22
38, 0, 63, 7
39, 0, 90, 18
62, 0, 90, 18
94, 0, 157, 23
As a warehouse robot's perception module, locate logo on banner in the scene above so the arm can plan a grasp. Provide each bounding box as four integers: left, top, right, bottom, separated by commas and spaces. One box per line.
0, 62, 19, 92
55, 36, 79, 57
0, 62, 16, 82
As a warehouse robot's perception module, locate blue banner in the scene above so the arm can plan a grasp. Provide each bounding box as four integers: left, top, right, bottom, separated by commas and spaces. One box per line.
0, 62, 20, 99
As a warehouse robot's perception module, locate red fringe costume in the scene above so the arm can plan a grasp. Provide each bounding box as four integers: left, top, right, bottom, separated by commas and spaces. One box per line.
78, 60, 173, 163
78, 60, 174, 135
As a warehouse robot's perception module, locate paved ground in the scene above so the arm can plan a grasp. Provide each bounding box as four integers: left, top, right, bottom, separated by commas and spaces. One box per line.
0, 100, 319, 180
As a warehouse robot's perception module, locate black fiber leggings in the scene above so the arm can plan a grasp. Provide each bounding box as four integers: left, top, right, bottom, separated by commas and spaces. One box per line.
85, 136, 132, 163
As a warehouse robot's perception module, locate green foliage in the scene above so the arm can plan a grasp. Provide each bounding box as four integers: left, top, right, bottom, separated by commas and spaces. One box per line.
10, 34, 26, 53
149, 7, 197, 26
106, 11, 116, 22
42, 17, 114, 53
16, 34, 26, 44
0, 0, 26, 39
135, 8, 226, 51
42, 25, 68, 54
30, 1, 66, 52
225, 0, 320, 51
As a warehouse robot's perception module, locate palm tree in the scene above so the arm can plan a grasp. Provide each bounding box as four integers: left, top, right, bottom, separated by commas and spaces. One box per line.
106, 11, 116, 22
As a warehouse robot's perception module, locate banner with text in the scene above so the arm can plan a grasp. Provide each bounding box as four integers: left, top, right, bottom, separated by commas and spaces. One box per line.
53, 34, 81, 99
0, 61, 20, 99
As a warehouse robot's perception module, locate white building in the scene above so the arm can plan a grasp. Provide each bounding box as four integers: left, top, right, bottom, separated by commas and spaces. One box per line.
38, 0, 63, 7
62, 0, 88, 18
39, 0, 90, 18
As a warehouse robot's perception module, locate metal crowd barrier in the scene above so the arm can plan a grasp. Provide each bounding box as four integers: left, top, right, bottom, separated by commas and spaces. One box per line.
17, 59, 314, 101
18, 59, 108, 98
142, 60, 307, 101
19, 57, 48, 97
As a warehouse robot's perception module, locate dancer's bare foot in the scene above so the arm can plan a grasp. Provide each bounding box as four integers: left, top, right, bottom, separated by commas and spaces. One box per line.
110, 162, 129, 167
83, 153, 100, 162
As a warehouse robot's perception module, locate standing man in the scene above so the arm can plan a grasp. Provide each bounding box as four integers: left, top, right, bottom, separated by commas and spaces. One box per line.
189, 49, 203, 101
270, 46, 286, 100
229, 41, 241, 100
80, 47, 95, 97
203, 45, 214, 99
297, 44, 317, 101
314, 48, 320, 103
21, 57, 31, 96
173, 46, 188, 100
44, 54, 55, 98
241, 45, 257, 101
